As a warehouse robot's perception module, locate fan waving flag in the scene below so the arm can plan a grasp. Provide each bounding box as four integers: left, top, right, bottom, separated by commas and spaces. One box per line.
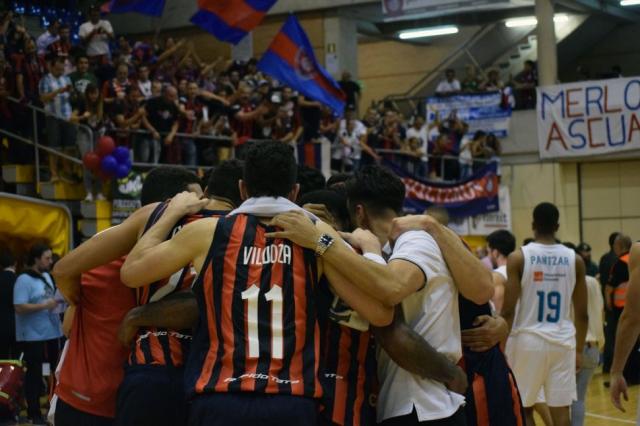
258, 15, 346, 115
104, 0, 166, 16
191, 0, 277, 45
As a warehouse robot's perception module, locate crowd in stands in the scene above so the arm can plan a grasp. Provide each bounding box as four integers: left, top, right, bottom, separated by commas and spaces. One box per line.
0, 5, 504, 199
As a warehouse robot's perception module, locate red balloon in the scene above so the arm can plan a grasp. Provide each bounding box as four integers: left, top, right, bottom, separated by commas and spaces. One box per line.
82, 151, 101, 172
96, 136, 116, 157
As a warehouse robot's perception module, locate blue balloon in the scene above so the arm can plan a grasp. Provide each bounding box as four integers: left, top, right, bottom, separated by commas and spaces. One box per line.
100, 155, 118, 176
116, 163, 131, 179
113, 146, 130, 164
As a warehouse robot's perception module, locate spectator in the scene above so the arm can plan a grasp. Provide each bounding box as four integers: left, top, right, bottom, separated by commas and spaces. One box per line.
483, 133, 501, 176
576, 242, 599, 278
36, 20, 60, 56
298, 94, 322, 146
13, 37, 46, 103
405, 115, 428, 157
178, 81, 205, 165
603, 234, 633, 375
70, 83, 106, 201
481, 69, 504, 91
460, 130, 484, 179
39, 55, 75, 182
514, 60, 537, 109
78, 6, 114, 63
69, 54, 98, 102
339, 71, 361, 111
600, 232, 621, 293
46, 23, 72, 73
13, 243, 62, 425
461, 64, 481, 92
272, 105, 303, 146
112, 84, 145, 149
136, 64, 152, 99
435, 68, 461, 96
141, 85, 180, 164
229, 85, 267, 157
0, 248, 17, 359
103, 61, 131, 104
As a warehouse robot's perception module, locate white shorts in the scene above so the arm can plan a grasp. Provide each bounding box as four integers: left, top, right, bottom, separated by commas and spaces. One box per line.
505, 333, 576, 407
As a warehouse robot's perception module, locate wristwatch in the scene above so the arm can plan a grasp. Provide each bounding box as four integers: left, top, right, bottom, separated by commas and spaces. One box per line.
315, 233, 335, 257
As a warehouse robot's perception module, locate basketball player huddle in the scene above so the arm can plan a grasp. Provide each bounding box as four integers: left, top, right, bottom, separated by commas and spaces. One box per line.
48, 141, 590, 426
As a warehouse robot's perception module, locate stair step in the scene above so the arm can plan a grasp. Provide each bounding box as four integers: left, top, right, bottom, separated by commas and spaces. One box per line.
40, 181, 86, 201
2, 165, 35, 183
519, 44, 532, 50
80, 200, 112, 220
510, 54, 521, 60
78, 218, 112, 237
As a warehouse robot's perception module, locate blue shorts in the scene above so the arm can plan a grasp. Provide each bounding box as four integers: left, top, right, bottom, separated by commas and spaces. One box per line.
188, 393, 317, 426
115, 365, 187, 426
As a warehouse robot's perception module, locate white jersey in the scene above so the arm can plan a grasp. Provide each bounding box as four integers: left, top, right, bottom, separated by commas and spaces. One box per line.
495, 264, 507, 280
377, 230, 464, 423
513, 242, 576, 347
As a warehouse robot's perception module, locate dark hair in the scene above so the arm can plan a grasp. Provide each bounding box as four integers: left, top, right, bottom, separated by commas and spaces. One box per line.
244, 141, 297, 197
533, 202, 559, 235
326, 173, 351, 190
346, 165, 405, 215
26, 243, 51, 266
206, 159, 244, 207
487, 230, 516, 257
0, 248, 15, 269
297, 165, 325, 200
140, 167, 201, 206
523, 237, 534, 246
298, 189, 351, 232
473, 130, 486, 141
609, 232, 621, 248
51, 55, 66, 66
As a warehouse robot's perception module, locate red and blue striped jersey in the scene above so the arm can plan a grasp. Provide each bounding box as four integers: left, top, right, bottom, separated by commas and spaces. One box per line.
185, 213, 324, 398
128, 202, 228, 368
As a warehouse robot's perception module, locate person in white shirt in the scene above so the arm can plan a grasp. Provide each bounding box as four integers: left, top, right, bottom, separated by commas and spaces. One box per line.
78, 6, 114, 60
486, 229, 516, 314
503, 202, 588, 426
36, 20, 60, 56
435, 69, 461, 96
571, 270, 604, 426
333, 107, 376, 172
136, 64, 153, 99
405, 115, 428, 159
269, 165, 495, 425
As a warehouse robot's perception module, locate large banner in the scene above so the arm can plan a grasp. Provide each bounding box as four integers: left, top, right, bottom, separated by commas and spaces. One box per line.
445, 186, 512, 235
386, 161, 500, 218
382, 0, 511, 17
537, 77, 640, 159
426, 92, 512, 138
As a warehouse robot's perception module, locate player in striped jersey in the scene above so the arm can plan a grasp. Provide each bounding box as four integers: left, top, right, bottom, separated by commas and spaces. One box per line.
114, 160, 244, 426
121, 142, 394, 425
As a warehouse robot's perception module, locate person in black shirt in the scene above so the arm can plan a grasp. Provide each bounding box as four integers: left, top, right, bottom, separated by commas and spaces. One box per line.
339, 71, 360, 112
576, 242, 599, 277
0, 248, 17, 359
142, 85, 180, 164
603, 234, 633, 375
600, 232, 621, 295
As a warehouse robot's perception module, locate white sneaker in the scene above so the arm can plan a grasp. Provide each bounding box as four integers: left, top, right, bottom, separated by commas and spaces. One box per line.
96, 193, 106, 201
84, 193, 94, 202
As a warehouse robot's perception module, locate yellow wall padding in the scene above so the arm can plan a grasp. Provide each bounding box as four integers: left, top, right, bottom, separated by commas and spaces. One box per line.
0, 194, 71, 257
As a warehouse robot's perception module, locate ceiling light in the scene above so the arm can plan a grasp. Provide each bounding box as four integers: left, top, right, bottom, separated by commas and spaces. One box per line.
398, 25, 459, 40
505, 14, 569, 28
621, 0, 640, 6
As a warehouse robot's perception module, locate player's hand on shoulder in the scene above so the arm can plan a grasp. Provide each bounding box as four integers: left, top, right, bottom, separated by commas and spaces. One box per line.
266, 210, 320, 249
460, 315, 507, 352
339, 228, 381, 255
303, 203, 336, 230
166, 191, 209, 217
389, 215, 437, 242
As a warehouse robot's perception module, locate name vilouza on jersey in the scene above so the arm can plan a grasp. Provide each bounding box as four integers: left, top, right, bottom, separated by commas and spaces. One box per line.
243, 244, 292, 265
529, 255, 570, 266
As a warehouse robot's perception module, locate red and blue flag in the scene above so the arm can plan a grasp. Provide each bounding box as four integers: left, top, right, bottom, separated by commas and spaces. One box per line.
258, 15, 346, 115
191, 0, 277, 45
103, 0, 166, 16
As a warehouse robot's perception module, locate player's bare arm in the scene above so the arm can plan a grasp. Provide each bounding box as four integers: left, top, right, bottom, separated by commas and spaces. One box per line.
572, 255, 589, 369
121, 193, 215, 288
502, 249, 525, 331
373, 307, 468, 394
267, 211, 423, 306
610, 243, 640, 412
389, 215, 494, 304
118, 290, 199, 347
52, 203, 159, 304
